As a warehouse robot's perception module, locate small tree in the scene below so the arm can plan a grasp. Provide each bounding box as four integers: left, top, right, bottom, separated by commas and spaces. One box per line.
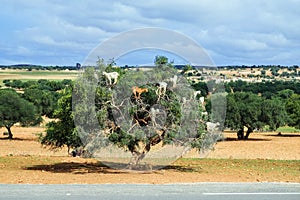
44, 58, 222, 169
225, 92, 263, 139
40, 85, 82, 153
0, 89, 40, 139
154, 55, 169, 67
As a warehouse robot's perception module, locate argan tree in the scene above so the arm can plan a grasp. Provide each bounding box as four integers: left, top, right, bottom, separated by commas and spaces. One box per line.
0, 89, 40, 139
225, 92, 263, 139
225, 92, 288, 139
73, 59, 221, 169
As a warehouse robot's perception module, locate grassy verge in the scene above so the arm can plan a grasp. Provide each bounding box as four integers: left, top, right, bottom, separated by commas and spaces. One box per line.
277, 126, 300, 133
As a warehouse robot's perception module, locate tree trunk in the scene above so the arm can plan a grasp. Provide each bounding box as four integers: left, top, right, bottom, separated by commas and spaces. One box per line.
237, 129, 244, 140
128, 143, 152, 170
131, 151, 146, 165
6, 126, 13, 140
244, 127, 253, 139
128, 129, 165, 170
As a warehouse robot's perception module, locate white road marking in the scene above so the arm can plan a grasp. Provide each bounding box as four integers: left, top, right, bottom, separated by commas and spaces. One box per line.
203, 193, 300, 195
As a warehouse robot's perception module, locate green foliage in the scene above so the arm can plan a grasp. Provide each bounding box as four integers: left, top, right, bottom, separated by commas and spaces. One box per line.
154, 55, 169, 67
285, 94, 300, 129
0, 89, 40, 139
22, 88, 58, 118
4, 79, 72, 118
40, 86, 82, 153
224, 93, 240, 130
225, 92, 291, 139
4, 79, 71, 91
225, 92, 263, 139
225, 80, 300, 96
261, 98, 287, 131
191, 82, 208, 96
181, 64, 194, 75
276, 89, 294, 99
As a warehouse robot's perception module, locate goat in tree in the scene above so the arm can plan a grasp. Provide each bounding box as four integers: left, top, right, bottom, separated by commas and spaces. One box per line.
193, 90, 201, 100
168, 75, 178, 88
150, 107, 160, 127
199, 96, 205, 105
103, 71, 119, 85
132, 86, 149, 99
155, 82, 167, 100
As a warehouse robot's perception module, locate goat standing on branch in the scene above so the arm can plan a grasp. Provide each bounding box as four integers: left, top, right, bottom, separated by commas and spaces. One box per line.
132, 86, 148, 99
103, 71, 119, 85
155, 82, 167, 100
193, 90, 201, 100
168, 75, 178, 88
150, 107, 160, 127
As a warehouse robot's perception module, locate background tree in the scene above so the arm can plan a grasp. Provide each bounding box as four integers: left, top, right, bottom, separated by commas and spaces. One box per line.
225, 92, 263, 139
154, 55, 169, 67
224, 93, 240, 131
181, 64, 194, 75
276, 89, 294, 100
285, 94, 300, 129
261, 97, 287, 131
4, 79, 72, 118
22, 88, 58, 118
191, 81, 208, 96
0, 89, 40, 139
39, 85, 82, 153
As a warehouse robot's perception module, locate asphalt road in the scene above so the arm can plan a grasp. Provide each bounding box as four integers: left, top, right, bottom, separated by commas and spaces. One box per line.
1, 183, 299, 200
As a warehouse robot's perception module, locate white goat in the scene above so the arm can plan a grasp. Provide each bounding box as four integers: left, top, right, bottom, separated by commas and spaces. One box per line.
150, 107, 160, 127
193, 90, 201, 99
103, 71, 119, 85
199, 97, 205, 105
156, 82, 167, 98
168, 75, 178, 87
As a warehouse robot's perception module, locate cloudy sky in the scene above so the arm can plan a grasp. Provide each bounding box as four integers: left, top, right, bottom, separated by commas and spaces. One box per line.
1, 0, 299, 66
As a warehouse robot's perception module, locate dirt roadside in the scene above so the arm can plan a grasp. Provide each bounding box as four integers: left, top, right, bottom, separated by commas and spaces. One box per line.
0, 127, 299, 184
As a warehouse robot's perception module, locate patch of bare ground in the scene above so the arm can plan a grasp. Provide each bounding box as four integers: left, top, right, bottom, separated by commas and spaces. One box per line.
0, 127, 299, 184
185, 131, 300, 160
0, 127, 67, 157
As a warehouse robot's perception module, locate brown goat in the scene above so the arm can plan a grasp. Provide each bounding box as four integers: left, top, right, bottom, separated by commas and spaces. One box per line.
132, 86, 148, 99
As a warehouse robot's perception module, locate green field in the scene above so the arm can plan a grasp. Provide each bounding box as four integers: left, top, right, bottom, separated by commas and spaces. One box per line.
0, 69, 79, 85
277, 126, 300, 133
0, 70, 78, 76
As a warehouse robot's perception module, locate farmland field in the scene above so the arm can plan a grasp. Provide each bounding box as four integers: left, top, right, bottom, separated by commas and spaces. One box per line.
0, 69, 79, 85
